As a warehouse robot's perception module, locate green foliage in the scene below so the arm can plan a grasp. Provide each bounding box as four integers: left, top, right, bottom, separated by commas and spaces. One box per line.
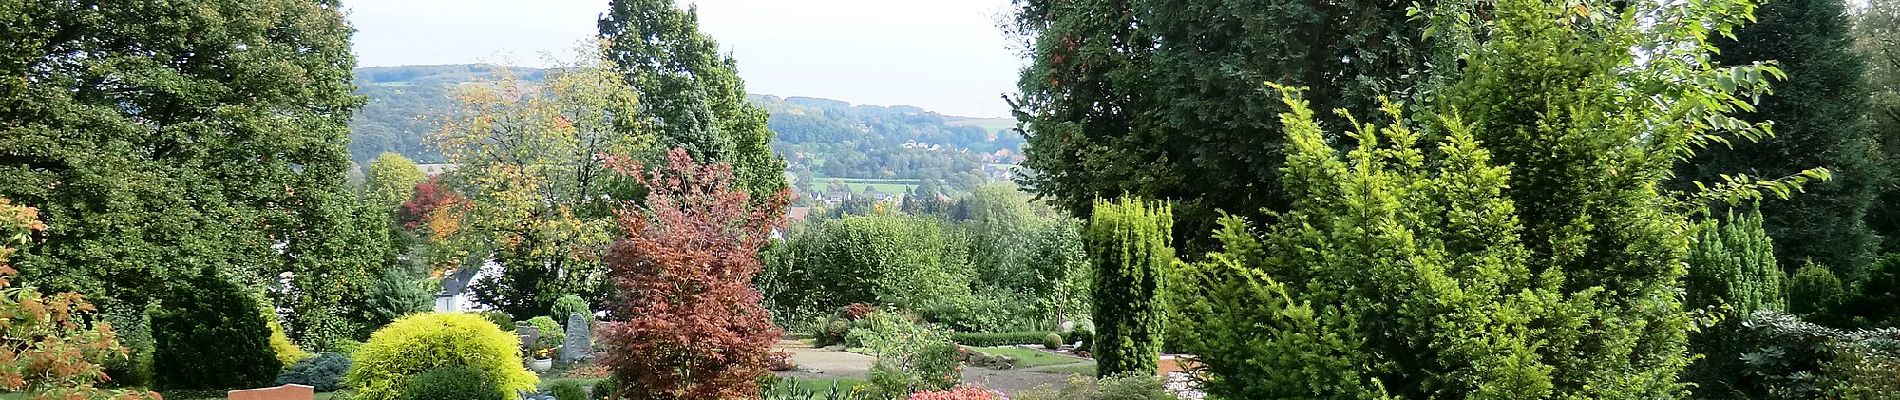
399, 366, 506, 400
480, 311, 514, 332
1837, 254, 1900, 327
344, 313, 537, 400
437, 53, 635, 319
948, 332, 1061, 347
0, 199, 159, 399
269, 308, 313, 368
548, 379, 588, 400
761, 215, 974, 324
1790, 262, 1848, 316
1728, 310, 1900, 399
151, 268, 282, 390
277, 353, 352, 392
1685, 209, 1789, 397
1168, 0, 1788, 389
1687, 209, 1788, 314
599, 0, 788, 198
549, 294, 592, 326
1007, 0, 1440, 253
763, 377, 876, 400
351, 267, 434, 339
1862, 0, 1900, 255
1014, 373, 1175, 400
1084, 198, 1171, 377
1044, 333, 1064, 350
526, 316, 565, 355
1066, 329, 1093, 353
0, 0, 371, 355
851, 312, 960, 399
100, 302, 156, 388
1679, 0, 1880, 283
365, 153, 429, 213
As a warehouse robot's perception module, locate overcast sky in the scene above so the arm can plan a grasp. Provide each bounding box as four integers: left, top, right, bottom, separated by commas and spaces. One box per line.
346, 0, 1024, 117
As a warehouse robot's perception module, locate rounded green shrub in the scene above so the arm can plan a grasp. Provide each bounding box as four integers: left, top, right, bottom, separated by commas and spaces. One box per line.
345, 313, 537, 400
399, 366, 505, 400
1044, 333, 1064, 350
525, 315, 564, 353
549, 295, 591, 326
547, 379, 587, 400
276, 352, 352, 392
481, 311, 514, 331
152, 267, 282, 390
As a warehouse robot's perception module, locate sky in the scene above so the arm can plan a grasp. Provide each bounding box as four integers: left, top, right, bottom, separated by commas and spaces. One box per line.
346, 0, 1024, 118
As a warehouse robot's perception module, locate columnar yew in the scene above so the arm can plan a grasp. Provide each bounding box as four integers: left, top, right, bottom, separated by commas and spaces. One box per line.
599, 149, 789, 399
1084, 198, 1172, 377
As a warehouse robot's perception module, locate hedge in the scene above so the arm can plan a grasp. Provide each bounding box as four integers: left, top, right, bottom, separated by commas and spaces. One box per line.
951, 331, 1060, 347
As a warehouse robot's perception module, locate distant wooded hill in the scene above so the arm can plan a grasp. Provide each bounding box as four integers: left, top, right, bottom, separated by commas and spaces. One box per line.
347, 65, 1023, 193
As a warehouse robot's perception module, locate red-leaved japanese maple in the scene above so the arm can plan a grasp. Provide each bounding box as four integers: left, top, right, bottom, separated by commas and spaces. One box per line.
598, 149, 789, 399
397, 175, 461, 230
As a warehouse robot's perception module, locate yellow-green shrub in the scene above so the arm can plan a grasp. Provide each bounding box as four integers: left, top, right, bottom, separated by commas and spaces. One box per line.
266, 306, 312, 368
344, 313, 537, 400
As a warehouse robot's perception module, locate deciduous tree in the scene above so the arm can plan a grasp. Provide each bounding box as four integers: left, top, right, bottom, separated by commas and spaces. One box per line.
599, 0, 787, 198
599, 149, 788, 399
433, 45, 648, 317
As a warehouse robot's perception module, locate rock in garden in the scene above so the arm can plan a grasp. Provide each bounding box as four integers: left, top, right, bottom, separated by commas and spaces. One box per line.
558, 313, 593, 366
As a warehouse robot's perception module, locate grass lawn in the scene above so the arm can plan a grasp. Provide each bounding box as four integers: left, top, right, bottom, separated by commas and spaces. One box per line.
972, 346, 1088, 369
1040, 361, 1097, 375
767, 376, 868, 397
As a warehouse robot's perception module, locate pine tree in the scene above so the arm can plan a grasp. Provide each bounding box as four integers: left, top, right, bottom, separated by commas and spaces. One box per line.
599, 0, 787, 198
1681, 0, 1878, 281
1084, 198, 1172, 377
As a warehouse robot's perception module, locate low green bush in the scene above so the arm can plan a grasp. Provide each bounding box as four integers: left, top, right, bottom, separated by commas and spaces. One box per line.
525, 315, 565, 355
1044, 333, 1064, 350
276, 353, 351, 392
399, 366, 504, 400
950, 331, 1059, 347
344, 313, 537, 400
1066, 329, 1093, 353
547, 379, 587, 400
851, 312, 960, 398
481, 311, 514, 331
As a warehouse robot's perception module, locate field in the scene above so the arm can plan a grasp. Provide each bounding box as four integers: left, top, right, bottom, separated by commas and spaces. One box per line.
945, 117, 1017, 135
821, 178, 921, 195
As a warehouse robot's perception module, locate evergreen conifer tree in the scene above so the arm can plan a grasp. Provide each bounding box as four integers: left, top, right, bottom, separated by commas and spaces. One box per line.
1084, 198, 1172, 377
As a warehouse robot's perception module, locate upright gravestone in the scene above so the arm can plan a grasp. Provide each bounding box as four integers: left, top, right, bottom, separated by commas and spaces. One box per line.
516, 325, 540, 357
558, 313, 594, 366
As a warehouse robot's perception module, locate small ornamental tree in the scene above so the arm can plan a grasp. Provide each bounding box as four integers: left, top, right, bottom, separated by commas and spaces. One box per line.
1085, 198, 1172, 377
0, 199, 159, 400
599, 148, 789, 399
